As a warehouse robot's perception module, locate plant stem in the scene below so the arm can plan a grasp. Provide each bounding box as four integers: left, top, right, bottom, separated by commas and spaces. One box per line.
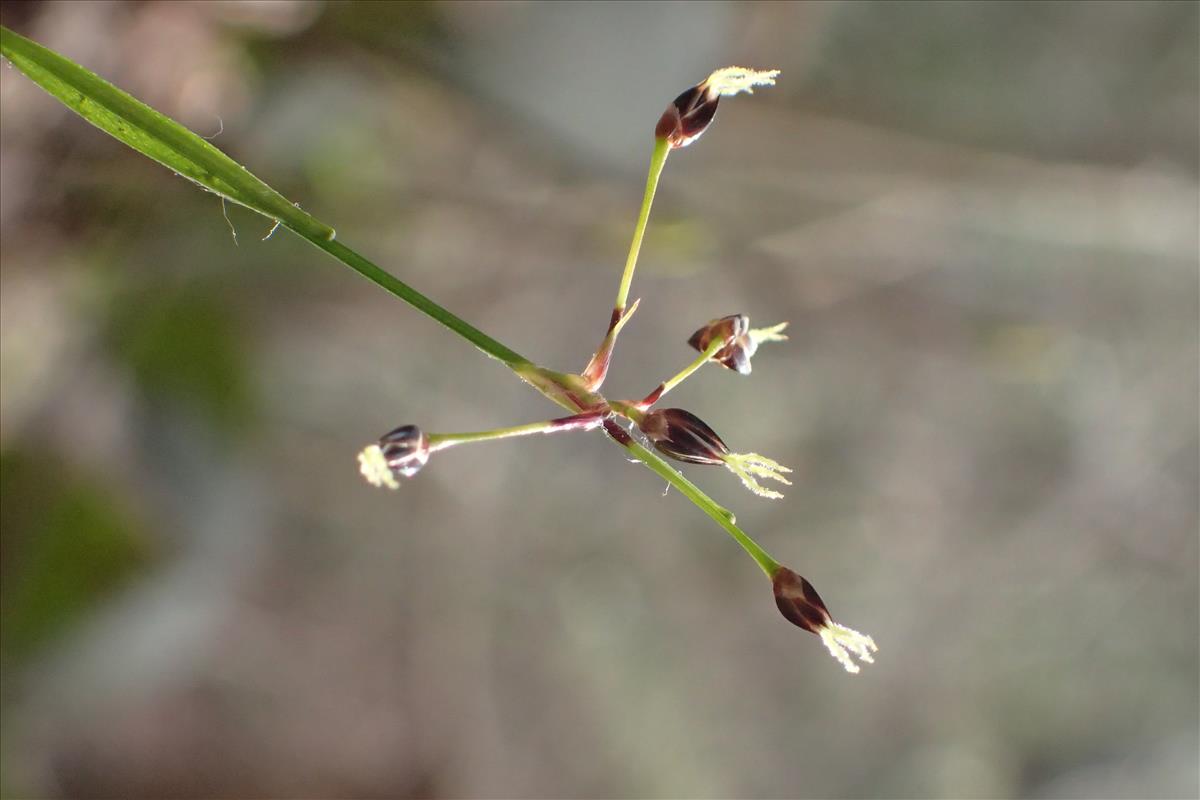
619, 437, 782, 578
650, 338, 723, 403
581, 138, 670, 389
607, 400, 646, 425
614, 137, 670, 313
310, 237, 530, 369
427, 411, 606, 451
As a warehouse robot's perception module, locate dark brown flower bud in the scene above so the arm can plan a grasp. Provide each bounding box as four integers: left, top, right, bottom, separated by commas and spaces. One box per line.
654, 67, 781, 149
687, 314, 748, 351
639, 408, 730, 465
687, 314, 755, 375
772, 566, 832, 635
655, 82, 719, 149
358, 424, 431, 489
772, 566, 878, 673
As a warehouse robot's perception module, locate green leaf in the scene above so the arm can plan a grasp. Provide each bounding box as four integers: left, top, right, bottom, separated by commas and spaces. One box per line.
0, 24, 527, 367
0, 26, 334, 242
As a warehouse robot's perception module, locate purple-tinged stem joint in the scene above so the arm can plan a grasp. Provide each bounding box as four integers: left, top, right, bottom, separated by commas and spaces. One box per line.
581, 298, 641, 391
772, 567, 878, 674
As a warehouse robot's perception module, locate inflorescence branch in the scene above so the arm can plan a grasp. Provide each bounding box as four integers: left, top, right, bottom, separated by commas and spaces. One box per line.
356, 66, 878, 674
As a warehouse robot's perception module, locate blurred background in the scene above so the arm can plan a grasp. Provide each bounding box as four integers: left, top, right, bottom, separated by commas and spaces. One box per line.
1, 1, 1197, 798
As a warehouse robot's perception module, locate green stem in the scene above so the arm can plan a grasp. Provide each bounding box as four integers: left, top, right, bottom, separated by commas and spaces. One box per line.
309, 237, 529, 368
657, 338, 723, 398
607, 400, 646, 424
427, 411, 605, 450
614, 137, 670, 312
619, 438, 781, 578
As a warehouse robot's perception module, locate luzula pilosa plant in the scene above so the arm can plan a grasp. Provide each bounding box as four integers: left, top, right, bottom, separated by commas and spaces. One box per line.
0, 28, 877, 674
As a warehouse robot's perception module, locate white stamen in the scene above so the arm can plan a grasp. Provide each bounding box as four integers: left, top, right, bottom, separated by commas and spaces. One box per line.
819, 623, 878, 674
703, 67, 781, 97
358, 444, 399, 490
723, 452, 793, 498
750, 321, 789, 345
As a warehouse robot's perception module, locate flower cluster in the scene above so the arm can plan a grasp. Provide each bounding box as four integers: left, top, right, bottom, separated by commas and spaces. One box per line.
356, 67, 877, 674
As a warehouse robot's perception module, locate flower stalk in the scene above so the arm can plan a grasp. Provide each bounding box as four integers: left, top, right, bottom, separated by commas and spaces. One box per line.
638, 337, 726, 408
618, 436, 780, 578
614, 137, 671, 314
581, 134, 670, 391
426, 412, 608, 450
